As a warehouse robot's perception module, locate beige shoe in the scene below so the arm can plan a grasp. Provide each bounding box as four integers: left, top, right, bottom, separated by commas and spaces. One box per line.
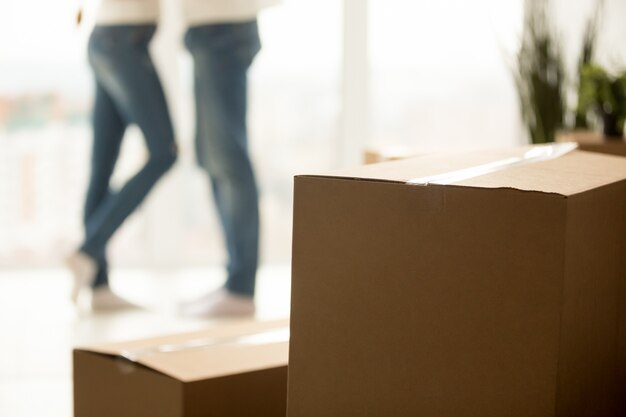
179, 288, 255, 318
90, 286, 141, 311
66, 251, 97, 305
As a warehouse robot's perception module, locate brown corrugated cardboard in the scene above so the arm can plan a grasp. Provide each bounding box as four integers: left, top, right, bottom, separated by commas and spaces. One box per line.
74, 319, 288, 417
557, 130, 626, 157
289, 148, 626, 417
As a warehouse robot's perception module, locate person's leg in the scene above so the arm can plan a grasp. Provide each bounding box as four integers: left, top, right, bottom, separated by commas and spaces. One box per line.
83, 80, 127, 288
80, 25, 177, 261
67, 34, 130, 304
185, 21, 261, 298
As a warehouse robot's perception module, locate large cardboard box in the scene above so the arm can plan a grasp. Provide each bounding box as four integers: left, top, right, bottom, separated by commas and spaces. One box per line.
74, 320, 288, 417
289, 147, 626, 417
557, 130, 626, 157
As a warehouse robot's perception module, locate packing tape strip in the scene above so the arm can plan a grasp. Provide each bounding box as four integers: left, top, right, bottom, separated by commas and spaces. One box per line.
120, 327, 290, 363
407, 142, 578, 186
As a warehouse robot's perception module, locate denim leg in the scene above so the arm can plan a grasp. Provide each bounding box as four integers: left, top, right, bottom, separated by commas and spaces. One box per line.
83, 81, 127, 287
81, 25, 177, 264
185, 21, 261, 296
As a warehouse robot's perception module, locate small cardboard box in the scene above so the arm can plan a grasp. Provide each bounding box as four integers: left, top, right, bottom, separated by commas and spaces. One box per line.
557, 130, 626, 157
74, 320, 288, 417
289, 147, 626, 417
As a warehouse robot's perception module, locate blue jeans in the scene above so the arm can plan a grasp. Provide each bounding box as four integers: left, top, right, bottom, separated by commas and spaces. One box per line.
185, 21, 261, 297
83, 25, 177, 287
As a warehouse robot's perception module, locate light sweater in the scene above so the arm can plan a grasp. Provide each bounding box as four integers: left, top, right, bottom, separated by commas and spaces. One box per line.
95, 0, 279, 26
95, 0, 160, 25
183, 0, 280, 26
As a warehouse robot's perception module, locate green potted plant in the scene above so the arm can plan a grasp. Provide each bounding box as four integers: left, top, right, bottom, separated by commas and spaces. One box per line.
577, 64, 626, 138
574, 0, 602, 129
513, 0, 566, 144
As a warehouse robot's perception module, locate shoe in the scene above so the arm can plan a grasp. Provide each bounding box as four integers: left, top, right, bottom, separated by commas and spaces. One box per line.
179, 288, 255, 318
90, 286, 141, 311
66, 251, 97, 305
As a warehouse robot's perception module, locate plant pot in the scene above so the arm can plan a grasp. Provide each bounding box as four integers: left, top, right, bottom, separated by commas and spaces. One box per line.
601, 112, 623, 139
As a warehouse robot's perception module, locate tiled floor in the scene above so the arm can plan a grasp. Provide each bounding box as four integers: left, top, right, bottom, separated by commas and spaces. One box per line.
0, 265, 291, 417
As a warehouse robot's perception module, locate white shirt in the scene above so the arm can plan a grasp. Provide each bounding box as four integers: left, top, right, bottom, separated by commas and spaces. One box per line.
95, 0, 160, 25
94, 0, 279, 26
183, 0, 280, 26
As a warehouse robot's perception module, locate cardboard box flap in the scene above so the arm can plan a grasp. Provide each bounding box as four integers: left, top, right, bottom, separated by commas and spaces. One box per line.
453, 151, 626, 195
75, 319, 289, 382
308, 148, 626, 196
325, 147, 535, 184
